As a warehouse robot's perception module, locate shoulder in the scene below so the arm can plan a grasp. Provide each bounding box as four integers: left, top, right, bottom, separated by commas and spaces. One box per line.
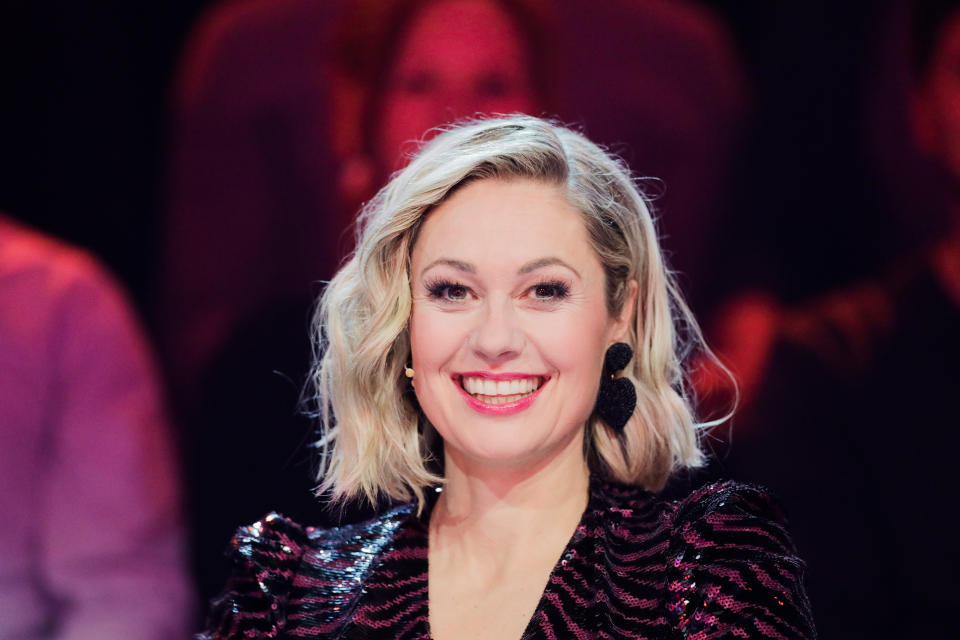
0, 215, 139, 339
227, 504, 413, 571
585, 479, 798, 565
197, 513, 309, 639
665, 481, 817, 638
229, 512, 311, 575
670, 479, 794, 548
0, 215, 112, 294
198, 506, 414, 639
0, 216, 155, 391
585, 477, 797, 554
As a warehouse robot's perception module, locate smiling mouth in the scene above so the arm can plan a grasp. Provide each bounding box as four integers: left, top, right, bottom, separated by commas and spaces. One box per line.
457, 375, 547, 405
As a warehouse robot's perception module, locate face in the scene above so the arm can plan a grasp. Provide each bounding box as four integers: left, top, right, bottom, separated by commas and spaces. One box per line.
409, 179, 633, 472
913, 11, 960, 182
377, 0, 538, 173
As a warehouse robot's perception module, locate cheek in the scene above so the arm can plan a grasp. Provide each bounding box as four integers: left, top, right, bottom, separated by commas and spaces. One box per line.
531, 306, 611, 401
408, 305, 473, 435
409, 305, 466, 372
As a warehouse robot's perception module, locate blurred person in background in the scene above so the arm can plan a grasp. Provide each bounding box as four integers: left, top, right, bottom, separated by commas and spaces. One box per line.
0, 213, 190, 638
708, 1, 960, 636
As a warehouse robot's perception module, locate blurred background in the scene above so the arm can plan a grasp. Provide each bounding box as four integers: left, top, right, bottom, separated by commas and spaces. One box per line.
1, 0, 956, 637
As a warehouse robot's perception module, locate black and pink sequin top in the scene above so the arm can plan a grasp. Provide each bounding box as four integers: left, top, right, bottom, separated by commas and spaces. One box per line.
198, 479, 816, 639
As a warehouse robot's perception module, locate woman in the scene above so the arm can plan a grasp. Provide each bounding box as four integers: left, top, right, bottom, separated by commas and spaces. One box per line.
199, 116, 815, 639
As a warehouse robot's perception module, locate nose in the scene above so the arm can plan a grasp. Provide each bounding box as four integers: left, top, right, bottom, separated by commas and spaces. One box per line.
469, 297, 525, 365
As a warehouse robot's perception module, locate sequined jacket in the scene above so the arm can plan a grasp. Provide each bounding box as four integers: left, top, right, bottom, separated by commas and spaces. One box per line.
198, 479, 816, 639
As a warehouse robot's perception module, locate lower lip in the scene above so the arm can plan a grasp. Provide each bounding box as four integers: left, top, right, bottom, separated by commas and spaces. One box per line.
454, 377, 549, 416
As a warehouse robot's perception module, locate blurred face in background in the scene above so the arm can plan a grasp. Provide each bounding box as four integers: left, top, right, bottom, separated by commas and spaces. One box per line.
913, 9, 960, 184
376, 0, 538, 172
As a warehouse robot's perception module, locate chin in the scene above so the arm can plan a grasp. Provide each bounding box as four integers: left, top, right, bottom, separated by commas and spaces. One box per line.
442, 415, 584, 473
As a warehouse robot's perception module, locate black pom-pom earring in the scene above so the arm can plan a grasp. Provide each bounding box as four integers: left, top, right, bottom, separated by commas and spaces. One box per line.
594, 342, 637, 433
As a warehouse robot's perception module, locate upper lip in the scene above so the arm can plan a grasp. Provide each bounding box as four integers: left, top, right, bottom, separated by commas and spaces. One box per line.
455, 371, 547, 381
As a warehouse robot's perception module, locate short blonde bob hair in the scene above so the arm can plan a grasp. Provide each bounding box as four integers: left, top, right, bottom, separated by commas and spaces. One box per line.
312, 115, 718, 507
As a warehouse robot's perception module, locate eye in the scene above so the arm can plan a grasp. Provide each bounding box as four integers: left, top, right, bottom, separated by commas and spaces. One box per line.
445, 284, 469, 301
530, 281, 570, 301
426, 279, 472, 302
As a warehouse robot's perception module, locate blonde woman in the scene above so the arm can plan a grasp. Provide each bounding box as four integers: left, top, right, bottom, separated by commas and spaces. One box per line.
199, 116, 815, 639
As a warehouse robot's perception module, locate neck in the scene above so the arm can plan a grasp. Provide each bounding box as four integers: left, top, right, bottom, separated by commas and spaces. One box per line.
430, 432, 590, 554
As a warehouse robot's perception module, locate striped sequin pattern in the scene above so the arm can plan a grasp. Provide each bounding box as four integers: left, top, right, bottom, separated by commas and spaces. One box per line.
199, 480, 816, 639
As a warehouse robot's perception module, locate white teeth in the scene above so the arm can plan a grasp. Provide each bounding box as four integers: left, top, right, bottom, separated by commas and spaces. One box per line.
473, 393, 524, 405
460, 375, 543, 400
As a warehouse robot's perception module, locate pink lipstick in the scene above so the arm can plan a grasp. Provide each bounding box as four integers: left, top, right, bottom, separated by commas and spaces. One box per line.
453, 373, 549, 416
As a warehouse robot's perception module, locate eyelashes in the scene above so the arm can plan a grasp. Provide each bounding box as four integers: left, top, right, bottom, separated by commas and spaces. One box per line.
424, 278, 571, 303
425, 279, 471, 302
530, 280, 571, 301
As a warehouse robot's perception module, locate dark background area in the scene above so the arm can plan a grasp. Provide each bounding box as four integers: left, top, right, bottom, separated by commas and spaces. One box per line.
0, 0, 903, 324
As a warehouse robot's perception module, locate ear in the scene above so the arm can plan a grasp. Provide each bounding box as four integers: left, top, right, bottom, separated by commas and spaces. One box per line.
609, 279, 638, 343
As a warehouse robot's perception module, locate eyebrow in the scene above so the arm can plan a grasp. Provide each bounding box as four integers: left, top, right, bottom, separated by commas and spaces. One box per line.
518, 257, 580, 278
421, 258, 476, 276
420, 256, 580, 278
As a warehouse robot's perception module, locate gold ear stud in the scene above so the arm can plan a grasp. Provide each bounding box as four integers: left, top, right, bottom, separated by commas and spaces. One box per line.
404, 367, 415, 379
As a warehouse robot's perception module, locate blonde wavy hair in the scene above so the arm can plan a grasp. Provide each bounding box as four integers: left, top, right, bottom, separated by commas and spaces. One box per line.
312, 115, 724, 507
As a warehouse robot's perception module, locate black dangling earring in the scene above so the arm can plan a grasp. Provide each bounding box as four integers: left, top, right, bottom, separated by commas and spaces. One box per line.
595, 342, 637, 434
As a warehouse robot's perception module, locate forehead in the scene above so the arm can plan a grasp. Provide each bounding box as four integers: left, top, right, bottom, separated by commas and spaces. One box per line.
411, 179, 595, 269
